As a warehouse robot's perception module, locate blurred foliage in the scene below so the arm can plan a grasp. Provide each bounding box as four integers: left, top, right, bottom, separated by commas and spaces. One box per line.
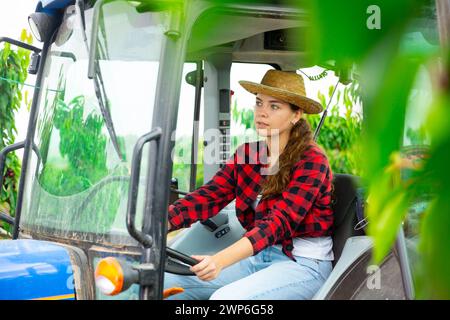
304, 0, 449, 298
414, 84, 450, 299
0, 30, 32, 235
304, 0, 423, 66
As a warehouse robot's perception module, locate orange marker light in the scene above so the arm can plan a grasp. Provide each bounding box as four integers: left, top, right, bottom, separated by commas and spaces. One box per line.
95, 257, 124, 296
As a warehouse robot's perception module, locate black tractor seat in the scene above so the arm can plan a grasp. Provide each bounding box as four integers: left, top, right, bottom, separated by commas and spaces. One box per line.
331, 173, 366, 266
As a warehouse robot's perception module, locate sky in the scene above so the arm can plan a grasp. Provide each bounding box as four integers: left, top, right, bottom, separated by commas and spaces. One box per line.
0, 1, 357, 148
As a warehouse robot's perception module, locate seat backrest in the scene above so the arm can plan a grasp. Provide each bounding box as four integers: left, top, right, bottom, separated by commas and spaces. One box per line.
331, 174, 365, 265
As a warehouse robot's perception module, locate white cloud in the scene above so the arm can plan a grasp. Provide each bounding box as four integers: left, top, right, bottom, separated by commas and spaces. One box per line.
0, 1, 36, 39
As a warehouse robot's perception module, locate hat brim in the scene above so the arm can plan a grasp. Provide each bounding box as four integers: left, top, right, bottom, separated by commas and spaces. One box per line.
239, 80, 323, 114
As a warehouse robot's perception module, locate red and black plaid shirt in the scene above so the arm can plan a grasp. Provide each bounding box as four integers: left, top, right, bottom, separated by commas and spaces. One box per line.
168, 141, 334, 260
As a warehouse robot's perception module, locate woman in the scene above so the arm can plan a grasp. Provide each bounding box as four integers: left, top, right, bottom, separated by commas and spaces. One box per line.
165, 69, 334, 300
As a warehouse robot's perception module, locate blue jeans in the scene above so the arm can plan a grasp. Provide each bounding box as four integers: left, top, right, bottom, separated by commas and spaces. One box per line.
164, 245, 332, 300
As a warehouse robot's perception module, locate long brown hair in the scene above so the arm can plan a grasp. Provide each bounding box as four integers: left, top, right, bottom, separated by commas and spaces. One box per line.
261, 105, 314, 198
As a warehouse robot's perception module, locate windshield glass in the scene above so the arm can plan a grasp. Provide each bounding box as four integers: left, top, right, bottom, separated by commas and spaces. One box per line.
20, 1, 170, 245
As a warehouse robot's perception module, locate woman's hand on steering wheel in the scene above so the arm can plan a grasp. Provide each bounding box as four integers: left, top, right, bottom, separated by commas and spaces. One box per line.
189, 255, 223, 281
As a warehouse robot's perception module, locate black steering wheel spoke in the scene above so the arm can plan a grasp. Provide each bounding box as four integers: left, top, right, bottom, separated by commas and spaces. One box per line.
165, 247, 197, 276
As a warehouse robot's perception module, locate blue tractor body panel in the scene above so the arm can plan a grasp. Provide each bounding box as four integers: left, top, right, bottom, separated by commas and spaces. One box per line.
0, 239, 76, 300
35, 0, 75, 12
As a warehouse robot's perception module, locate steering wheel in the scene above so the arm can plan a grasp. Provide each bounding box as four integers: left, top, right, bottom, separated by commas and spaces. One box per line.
166, 247, 198, 275
76, 175, 197, 275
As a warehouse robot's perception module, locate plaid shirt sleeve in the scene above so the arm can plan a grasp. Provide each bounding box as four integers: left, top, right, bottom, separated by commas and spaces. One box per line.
244, 149, 330, 255
168, 153, 237, 230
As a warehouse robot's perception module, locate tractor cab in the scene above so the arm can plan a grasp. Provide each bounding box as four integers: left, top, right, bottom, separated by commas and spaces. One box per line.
0, 0, 440, 300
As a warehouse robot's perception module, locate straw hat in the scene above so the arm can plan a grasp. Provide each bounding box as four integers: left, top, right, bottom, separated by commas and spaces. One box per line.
239, 69, 323, 114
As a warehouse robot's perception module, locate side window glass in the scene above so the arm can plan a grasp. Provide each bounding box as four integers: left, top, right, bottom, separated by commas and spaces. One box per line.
172, 62, 204, 192
230, 63, 267, 152
230, 63, 363, 178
